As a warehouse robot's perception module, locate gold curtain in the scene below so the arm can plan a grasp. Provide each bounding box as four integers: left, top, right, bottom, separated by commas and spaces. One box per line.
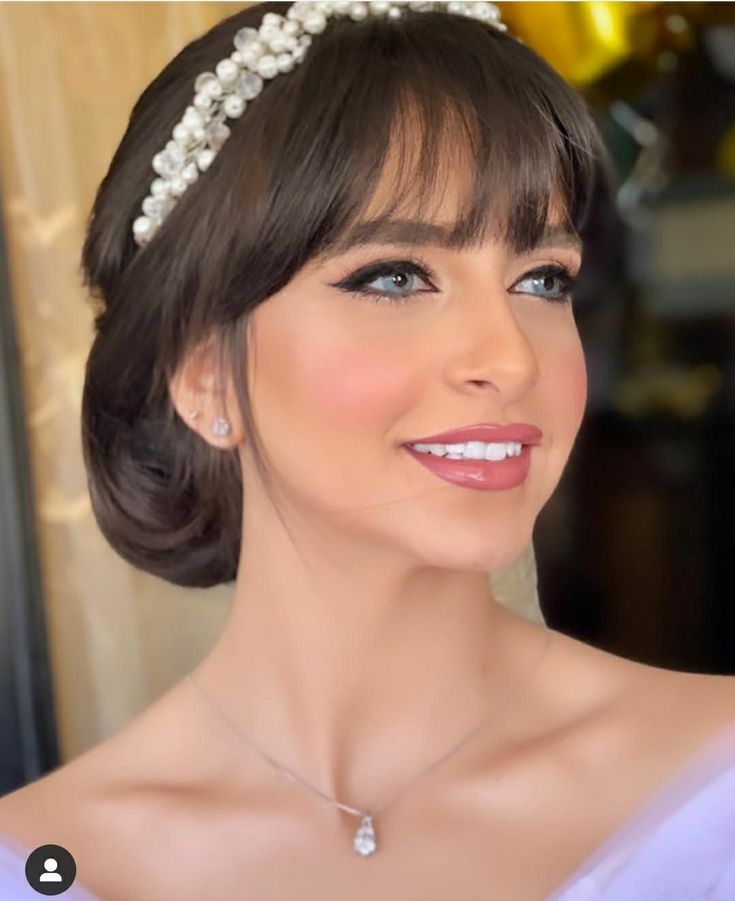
0, 1, 542, 764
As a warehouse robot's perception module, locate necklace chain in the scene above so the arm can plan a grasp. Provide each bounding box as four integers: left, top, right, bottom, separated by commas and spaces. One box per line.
185, 626, 552, 855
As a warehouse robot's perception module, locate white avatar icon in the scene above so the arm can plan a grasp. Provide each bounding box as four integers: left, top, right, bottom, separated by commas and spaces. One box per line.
39, 857, 63, 882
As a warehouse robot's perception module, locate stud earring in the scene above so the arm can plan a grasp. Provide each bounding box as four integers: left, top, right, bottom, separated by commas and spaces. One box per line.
188, 410, 199, 420
212, 418, 231, 437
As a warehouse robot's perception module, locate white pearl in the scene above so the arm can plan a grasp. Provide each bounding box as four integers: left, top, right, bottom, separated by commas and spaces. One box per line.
196, 148, 216, 172
222, 93, 246, 118
282, 20, 300, 36
215, 58, 239, 85
193, 91, 213, 111
133, 215, 153, 239
256, 54, 279, 79
150, 178, 170, 198
287, 1, 310, 20
204, 79, 224, 99
262, 12, 285, 27
470, 2, 493, 19
182, 108, 204, 130
259, 23, 280, 44
181, 162, 199, 185
230, 50, 244, 66
387, 7, 403, 18
268, 33, 288, 54
314, 1, 335, 13
169, 175, 188, 197
349, 3, 368, 20
191, 125, 206, 142
292, 45, 307, 63
371, 1, 391, 13
333, 1, 352, 14
283, 35, 298, 51
276, 52, 295, 73
172, 123, 190, 145
302, 10, 327, 33
240, 45, 264, 69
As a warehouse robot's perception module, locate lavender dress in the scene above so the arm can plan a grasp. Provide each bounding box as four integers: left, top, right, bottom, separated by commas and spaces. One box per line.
1, 717, 734, 899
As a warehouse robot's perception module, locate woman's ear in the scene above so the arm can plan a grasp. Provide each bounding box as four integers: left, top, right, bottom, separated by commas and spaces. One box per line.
167, 335, 245, 449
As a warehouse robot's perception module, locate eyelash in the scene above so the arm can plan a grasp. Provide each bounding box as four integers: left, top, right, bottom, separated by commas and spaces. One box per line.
331, 256, 578, 306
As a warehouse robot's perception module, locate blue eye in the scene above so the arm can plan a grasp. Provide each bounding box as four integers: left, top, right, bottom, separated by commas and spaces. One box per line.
330, 259, 577, 306
331, 259, 436, 305
510, 265, 576, 303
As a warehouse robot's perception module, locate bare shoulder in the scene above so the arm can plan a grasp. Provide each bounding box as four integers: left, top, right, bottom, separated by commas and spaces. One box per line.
544, 626, 735, 771
0, 678, 227, 898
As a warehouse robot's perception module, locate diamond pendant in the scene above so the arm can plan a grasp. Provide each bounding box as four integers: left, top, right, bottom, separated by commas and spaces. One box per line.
352, 814, 377, 856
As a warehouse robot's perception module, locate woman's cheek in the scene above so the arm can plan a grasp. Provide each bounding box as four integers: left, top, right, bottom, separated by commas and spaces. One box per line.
556, 345, 588, 433
304, 346, 411, 435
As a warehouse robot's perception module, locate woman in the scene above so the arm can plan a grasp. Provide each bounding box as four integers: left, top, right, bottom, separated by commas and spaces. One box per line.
1, 2, 734, 898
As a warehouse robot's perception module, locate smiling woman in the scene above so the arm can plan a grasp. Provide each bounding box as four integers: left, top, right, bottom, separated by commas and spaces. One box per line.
1, 2, 735, 900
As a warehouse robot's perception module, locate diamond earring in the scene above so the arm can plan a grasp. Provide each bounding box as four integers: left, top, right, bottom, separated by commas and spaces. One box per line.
212, 418, 231, 437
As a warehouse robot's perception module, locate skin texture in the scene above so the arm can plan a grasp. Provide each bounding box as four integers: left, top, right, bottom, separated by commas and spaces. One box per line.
166, 128, 591, 805
2, 140, 735, 900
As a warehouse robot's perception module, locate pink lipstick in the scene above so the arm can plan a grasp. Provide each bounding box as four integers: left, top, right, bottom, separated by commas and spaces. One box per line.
402, 422, 542, 491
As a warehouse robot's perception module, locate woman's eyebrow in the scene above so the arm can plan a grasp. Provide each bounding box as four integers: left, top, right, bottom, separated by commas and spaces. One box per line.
321, 218, 582, 256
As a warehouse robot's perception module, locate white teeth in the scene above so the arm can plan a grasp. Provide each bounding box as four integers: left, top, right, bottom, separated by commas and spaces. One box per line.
409, 440, 523, 461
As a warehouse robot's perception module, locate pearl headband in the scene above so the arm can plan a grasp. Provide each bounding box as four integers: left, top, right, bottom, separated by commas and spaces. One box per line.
131, 0, 506, 249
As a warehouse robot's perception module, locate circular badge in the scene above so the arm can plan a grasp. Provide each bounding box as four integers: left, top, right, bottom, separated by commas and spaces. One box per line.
24, 844, 77, 895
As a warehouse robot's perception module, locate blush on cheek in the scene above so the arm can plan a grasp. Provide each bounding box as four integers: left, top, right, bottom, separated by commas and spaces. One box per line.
308, 349, 409, 433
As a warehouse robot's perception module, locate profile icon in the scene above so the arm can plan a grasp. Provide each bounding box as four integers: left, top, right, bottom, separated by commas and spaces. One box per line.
24, 844, 77, 895
39, 857, 63, 882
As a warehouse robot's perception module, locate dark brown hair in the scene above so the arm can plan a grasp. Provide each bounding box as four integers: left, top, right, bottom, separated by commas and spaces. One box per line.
80, 1, 609, 588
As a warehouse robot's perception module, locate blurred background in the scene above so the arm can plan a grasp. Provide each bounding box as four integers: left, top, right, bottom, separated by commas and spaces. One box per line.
0, 1, 733, 795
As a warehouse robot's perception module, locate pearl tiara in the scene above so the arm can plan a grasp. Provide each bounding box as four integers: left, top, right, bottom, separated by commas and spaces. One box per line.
131, 1, 506, 249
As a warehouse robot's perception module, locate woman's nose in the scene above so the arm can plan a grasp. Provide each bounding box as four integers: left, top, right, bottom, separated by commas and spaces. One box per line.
450, 292, 541, 401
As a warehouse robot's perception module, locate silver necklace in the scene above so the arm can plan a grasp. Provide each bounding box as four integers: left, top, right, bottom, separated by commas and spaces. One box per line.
185, 627, 552, 857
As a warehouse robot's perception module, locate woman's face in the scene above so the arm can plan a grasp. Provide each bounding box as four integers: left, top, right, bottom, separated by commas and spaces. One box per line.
243, 188, 587, 572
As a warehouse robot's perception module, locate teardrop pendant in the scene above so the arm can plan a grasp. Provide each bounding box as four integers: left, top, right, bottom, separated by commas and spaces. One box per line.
352, 814, 377, 856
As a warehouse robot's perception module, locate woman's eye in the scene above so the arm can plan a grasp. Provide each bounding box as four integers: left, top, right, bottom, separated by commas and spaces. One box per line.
329, 259, 437, 305
510, 265, 577, 304
329, 259, 577, 307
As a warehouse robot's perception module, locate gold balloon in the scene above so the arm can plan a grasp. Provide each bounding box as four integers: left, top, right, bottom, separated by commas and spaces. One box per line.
499, 1, 659, 86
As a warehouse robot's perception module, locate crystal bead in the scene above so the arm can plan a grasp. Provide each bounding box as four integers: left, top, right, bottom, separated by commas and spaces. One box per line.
205, 120, 231, 152
352, 815, 377, 857
194, 71, 218, 92
233, 26, 261, 51
234, 70, 264, 100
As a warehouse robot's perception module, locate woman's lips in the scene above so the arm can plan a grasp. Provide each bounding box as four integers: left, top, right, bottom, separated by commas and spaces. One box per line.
403, 443, 533, 491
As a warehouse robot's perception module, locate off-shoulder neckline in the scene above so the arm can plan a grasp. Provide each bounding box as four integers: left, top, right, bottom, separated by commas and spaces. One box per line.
2, 714, 735, 900
545, 710, 735, 898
